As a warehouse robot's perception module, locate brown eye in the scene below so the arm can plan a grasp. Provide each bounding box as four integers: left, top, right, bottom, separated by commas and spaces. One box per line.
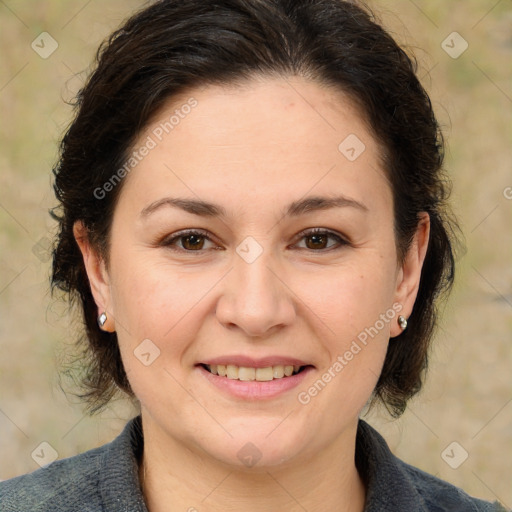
295, 229, 348, 251
161, 230, 216, 252
305, 232, 329, 250
181, 233, 206, 250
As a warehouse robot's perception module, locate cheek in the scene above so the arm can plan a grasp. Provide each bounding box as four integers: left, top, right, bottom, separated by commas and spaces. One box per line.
296, 269, 394, 418
109, 261, 201, 407
299, 258, 397, 340
110, 253, 221, 352
294, 253, 397, 408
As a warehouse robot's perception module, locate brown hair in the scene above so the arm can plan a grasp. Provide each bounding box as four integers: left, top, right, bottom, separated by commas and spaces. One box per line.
51, 0, 460, 416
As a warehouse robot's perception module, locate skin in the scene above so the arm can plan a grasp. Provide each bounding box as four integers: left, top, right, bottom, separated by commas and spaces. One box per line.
74, 76, 430, 512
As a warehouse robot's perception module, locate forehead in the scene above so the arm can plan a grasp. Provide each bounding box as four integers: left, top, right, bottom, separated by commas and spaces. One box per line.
151, 77, 372, 153
119, 76, 389, 215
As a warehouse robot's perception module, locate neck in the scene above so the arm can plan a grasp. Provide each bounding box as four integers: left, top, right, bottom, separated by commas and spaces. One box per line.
138, 414, 366, 512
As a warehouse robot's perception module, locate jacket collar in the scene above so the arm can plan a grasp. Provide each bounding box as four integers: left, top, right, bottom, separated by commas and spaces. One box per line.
99, 415, 148, 512
356, 419, 427, 511
97, 415, 426, 511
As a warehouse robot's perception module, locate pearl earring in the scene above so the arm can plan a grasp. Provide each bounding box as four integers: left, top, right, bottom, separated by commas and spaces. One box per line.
398, 315, 408, 331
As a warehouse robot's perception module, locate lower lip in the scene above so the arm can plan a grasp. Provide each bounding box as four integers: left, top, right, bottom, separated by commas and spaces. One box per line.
197, 365, 314, 400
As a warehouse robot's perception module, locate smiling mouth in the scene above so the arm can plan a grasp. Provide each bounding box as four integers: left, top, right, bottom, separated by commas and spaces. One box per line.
201, 363, 309, 382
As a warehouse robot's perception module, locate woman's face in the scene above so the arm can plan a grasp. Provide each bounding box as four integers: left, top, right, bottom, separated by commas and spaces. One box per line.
77, 77, 428, 469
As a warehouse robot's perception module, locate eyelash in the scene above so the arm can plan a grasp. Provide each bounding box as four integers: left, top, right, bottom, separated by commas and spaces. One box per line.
160, 228, 349, 253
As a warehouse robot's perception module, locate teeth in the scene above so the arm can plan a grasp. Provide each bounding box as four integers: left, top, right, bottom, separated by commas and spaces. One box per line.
226, 364, 238, 379
238, 367, 255, 381
205, 364, 303, 381
255, 367, 273, 381
273, 365, 284, 378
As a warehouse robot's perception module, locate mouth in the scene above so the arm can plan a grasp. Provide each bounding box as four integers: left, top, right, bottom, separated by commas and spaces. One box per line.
196, 359, 315, 399
200, 363, 310, 382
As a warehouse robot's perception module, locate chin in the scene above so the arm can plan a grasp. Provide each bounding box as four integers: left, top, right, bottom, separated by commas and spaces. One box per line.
210, 442, 301, 472
195, 419, 308, 471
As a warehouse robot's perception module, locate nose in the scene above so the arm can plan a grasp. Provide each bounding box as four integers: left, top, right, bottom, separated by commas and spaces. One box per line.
215, 246, 297, 338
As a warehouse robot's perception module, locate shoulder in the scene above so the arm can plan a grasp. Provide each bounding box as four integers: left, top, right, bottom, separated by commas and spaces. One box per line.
357, 419, 508, 512
0, 443, 106, 512
396, 457, 507, 512
0, 415, 146, 512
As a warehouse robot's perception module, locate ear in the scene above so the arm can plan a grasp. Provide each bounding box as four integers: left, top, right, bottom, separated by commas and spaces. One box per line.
73, 220, 116, 332
390, 212, 430, 338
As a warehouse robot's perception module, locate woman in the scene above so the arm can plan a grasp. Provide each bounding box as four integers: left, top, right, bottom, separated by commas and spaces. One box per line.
0, 0, 506, 510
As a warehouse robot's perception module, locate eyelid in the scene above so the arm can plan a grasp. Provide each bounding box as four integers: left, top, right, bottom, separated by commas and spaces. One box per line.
292, 227, 349, 249
160, 227, 349, 252
159, 229, 220, 251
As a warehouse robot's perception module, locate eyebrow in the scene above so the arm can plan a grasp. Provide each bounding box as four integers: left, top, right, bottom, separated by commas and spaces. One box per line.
139, 194, 369, 219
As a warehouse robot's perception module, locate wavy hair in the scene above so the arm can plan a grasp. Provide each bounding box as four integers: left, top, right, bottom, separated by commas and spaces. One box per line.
51, 0, 460, 416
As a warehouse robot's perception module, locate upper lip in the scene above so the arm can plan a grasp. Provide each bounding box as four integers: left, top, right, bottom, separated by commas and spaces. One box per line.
199, 355, 313, 368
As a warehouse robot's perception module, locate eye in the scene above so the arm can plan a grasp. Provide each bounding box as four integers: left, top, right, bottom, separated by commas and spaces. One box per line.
160, 229, 218, 252
160, 227, 349, 253
293, 228, 348, 251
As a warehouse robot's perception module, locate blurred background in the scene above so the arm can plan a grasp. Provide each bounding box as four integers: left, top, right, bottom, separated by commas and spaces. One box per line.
0, 0, 511, 507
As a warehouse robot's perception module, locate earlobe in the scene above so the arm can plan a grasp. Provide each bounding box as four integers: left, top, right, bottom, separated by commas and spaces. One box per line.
390, 213, 430, 338
73, 221, 116, 332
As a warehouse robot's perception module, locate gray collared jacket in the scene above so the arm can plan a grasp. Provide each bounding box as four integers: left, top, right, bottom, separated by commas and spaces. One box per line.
1, 416, 507, 511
